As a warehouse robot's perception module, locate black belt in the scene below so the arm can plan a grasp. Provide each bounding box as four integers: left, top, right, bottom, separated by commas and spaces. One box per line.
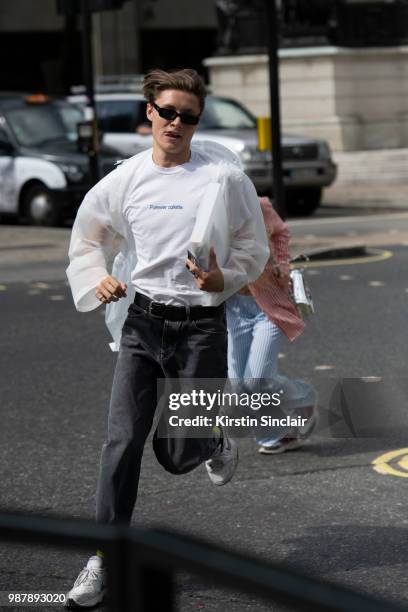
134, 292, 224, 321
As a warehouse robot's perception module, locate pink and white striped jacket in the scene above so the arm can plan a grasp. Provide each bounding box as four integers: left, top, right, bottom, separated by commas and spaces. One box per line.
248, 197, 305, 341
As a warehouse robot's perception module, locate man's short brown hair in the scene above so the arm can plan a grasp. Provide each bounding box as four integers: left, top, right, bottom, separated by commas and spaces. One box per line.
143, 68, 207, 113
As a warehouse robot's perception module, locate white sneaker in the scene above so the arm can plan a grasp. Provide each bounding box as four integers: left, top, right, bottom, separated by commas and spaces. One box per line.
258, 412, 318, 455
65, 556, 106, 608
205, 429, 238, 486
258, 436, 304, 455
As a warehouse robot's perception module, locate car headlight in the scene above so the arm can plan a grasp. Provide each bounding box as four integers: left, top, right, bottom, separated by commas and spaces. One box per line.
59, 163, 85, 182
241, 149, 255, 162
317, 141, 331, 159
240, 148, 271, 163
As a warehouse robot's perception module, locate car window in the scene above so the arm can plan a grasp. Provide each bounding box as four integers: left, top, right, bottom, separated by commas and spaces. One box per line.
199, 98, 256, 130
97, 100, 147, 133
57, 103, 84, 140
4, 104, 82, 147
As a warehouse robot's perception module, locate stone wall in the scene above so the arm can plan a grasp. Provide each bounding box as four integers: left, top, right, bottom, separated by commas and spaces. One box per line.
204, 46, 408, 152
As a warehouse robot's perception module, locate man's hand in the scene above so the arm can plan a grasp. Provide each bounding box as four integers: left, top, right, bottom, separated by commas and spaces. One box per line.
95, 276, 127, 304
186, 247, 224, 292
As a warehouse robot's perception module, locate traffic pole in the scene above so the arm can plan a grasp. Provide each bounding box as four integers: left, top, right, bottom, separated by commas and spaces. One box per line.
80, 0, 100, 184
264, 0, 285, 219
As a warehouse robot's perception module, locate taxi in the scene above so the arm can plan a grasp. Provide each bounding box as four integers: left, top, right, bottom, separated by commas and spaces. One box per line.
0, 94, 119, 225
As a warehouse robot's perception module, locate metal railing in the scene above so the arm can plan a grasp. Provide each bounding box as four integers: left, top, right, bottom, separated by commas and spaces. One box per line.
0, 512, 405, 612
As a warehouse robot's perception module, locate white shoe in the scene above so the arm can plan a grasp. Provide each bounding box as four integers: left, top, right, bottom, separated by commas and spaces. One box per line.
258, 412, 317, 455
65, 556, 106, 608
258, 436, 304, 455
205, 429, 238, 486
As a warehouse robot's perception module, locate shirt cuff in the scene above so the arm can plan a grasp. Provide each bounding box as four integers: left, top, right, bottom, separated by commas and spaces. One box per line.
220, 267, 238, 293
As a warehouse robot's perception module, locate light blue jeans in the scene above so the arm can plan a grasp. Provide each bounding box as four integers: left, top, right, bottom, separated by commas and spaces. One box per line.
226, 294, 316, 446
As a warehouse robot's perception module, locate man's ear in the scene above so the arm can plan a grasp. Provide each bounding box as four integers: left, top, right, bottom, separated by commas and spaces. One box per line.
146, 103, 154, 122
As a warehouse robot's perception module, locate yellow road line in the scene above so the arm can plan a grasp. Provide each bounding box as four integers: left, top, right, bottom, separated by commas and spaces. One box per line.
372, 448, 408, 478
291, 248, 393, 269
398, 456, 408, 472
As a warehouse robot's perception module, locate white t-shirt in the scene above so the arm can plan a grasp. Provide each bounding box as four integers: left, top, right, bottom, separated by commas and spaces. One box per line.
123, 150, 220, 305
67, 142, 270, 333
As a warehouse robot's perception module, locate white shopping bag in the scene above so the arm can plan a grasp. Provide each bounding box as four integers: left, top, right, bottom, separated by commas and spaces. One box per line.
188, 182, 229, 271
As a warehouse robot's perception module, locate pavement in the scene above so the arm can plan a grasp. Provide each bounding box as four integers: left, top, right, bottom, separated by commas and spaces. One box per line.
1, 242, 408, 611
288, 145, 408, 255
289, 209, 408, 259
323, 146, 408, 210
1, 193, 408, 610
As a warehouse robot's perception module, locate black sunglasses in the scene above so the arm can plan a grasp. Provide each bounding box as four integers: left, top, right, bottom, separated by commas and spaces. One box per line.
152, 102, 200, 126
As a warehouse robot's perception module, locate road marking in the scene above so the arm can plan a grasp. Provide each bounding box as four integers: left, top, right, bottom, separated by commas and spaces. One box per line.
398, 456, 408, 472
50, 295, 65, 301
292, 248, 393, 269
372, 449, 408, 478
288, 211, 408, 228
369, 280, 385, 287
314, 365, 335, 371
339, 274, 353, 280
0, 284, 7, 291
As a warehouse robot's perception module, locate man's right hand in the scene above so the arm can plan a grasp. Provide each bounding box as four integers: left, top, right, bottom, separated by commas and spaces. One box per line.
95, 276, 127, 304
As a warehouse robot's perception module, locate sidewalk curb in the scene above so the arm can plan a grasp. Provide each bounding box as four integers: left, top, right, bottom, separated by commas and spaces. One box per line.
292, 245, 367, 262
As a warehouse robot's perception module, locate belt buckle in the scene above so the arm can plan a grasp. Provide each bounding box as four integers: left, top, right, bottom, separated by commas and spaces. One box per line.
148, 300, 164, 318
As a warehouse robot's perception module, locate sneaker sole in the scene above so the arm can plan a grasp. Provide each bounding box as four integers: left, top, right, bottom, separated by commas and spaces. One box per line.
258, 412, 318, 455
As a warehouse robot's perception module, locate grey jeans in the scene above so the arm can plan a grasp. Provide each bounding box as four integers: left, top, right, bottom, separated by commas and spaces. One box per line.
96, 300, 228, 525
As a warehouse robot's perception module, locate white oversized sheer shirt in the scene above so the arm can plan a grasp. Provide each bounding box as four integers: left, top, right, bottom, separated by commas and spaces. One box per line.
66, 143, 269, 350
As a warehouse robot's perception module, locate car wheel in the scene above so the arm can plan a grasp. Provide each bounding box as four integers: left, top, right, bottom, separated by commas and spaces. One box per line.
285, 187, 322, 216
22, 184, 61, 226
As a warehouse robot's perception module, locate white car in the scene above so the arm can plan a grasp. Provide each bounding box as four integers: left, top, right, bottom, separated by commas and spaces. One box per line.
68, 92, 337, 215
0, 94, 119, 225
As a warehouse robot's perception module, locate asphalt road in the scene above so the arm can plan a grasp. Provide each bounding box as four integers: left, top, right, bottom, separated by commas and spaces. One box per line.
1, 215, 408, 611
